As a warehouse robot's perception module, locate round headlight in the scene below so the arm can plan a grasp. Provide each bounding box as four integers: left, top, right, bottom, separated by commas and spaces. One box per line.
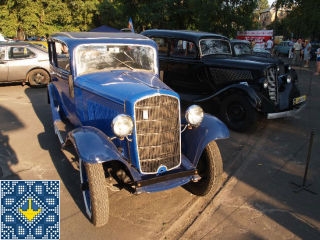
112, 114, 133, 138
185, 105, 204, 127
263, 79, 268, 88
286, 74, 292, 83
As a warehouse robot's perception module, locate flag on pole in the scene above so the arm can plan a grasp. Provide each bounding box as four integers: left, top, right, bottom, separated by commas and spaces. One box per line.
128, 17, 134, 33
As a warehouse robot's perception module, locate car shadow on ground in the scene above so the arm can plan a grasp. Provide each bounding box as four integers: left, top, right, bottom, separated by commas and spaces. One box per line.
24, 87, 88, 219
0, 105, 23, 180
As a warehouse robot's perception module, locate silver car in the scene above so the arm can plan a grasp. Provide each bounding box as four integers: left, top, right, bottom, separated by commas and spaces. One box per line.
0, 42, 50, 87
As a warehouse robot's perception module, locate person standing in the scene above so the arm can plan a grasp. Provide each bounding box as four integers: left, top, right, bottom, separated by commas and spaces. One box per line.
314, 47, 320, 75
0, 28, 5, 42
265, 37, 273, 53
293, 39, 302, 65
303, 39, 311, 67
16, 27, 25, 41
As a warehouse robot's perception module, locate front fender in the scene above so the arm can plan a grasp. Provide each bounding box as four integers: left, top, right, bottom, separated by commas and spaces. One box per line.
65, 126, 144, 182
65, 126, 123, 164
194, 83, 261, 109
181, 113, 229, 165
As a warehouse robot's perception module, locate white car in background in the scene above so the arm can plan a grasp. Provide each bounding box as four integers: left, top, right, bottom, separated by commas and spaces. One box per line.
0, 42, 50, 87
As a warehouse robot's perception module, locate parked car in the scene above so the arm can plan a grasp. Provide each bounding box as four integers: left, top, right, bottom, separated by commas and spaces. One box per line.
0, 42, 50, 86
273, 40, 294, 57
141, 29, 306, 132
230, 39, 297, 77
47, 32, 229, 227
231, 39, 272, 58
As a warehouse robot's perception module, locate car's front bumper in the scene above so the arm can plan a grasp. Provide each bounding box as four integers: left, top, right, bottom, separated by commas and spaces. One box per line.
267, 101, 306, 119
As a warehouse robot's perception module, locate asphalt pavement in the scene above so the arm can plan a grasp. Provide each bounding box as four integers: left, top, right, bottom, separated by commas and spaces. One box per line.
0, 59, 319, 240
171, 61, 320, 240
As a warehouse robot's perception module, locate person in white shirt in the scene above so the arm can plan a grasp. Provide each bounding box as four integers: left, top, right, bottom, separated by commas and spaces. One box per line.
293, 39, 302, 65
265, 38, 273, 53
0, 28, 5, 41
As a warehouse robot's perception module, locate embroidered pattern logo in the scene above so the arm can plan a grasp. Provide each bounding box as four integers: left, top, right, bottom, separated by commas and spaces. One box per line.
0, 180, 60, 239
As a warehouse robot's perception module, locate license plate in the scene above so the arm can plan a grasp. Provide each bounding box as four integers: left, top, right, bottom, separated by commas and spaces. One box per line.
293, 95, 306, 105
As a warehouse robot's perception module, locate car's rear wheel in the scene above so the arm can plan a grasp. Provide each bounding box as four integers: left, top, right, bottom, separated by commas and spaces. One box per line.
80, 159, 109, 227
27, 69, 50, 87
183, 141, 223, 196
220, 94, 257, 132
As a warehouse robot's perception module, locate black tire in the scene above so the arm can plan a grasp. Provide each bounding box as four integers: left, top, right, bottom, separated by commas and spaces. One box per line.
220, 94, 257, 132
27, 69, 50, 87
80, 160, 109, 227
184, 141, 223, 196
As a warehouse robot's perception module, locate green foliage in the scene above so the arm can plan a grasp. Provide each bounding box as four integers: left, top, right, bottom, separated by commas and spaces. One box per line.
269, 0, 320, 40
0, 0, 318, 41
0, 0, 99, 38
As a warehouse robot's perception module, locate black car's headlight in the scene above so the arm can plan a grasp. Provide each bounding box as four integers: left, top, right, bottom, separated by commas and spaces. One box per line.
185, 105, 204, 127
112, 114, 133, 138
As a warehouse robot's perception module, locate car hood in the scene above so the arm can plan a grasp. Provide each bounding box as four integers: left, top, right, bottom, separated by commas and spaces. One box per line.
75, 71, 175, 103
233, 55, 284, 65
202, 55, 274, 70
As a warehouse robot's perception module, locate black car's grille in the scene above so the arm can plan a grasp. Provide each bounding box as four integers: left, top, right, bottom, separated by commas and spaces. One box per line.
135, 95, 181, 173
209, 68, 253, 84
266, 67, 278, 104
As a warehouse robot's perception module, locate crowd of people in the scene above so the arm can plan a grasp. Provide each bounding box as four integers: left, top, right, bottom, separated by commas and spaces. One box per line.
264, 37, 320, 76
289, 38, 320, 75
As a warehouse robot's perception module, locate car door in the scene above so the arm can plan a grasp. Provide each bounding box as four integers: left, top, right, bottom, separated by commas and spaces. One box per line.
6, 46, 37, 81
160, 38, 212, 95
49, 41, 79, 126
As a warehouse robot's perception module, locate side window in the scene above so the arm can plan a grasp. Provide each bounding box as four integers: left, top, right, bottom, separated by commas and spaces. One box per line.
152, 37, 168, 56
55, 42, 70, 71
9, 47, 35, 59
169, 39, 196, 58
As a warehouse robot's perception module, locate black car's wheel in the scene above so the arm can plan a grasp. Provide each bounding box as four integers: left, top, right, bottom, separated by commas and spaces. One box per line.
184, 141, 223, 196
80, 160, 109, 227
220, 94, 257, 132
27, 69, 50, 87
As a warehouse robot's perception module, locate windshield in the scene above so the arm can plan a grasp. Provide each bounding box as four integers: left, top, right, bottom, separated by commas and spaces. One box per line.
76, 44, 156, 76
233, 43, 252, 56
199, 38, 231, 57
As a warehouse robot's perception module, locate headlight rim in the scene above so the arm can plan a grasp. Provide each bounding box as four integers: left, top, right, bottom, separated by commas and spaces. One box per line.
185, 104, 204, 127
111, 114, 134, 138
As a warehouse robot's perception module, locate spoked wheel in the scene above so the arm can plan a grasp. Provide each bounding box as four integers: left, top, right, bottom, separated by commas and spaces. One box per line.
28, 69, 50, 87
79, 159, 109, 227
221, 94, 257, 132
184, 141, 223, 196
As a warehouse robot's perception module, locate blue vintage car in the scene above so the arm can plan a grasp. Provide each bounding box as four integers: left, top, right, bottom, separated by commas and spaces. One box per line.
47, 32, 229, 227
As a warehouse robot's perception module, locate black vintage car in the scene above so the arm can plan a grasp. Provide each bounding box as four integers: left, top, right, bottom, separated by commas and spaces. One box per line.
141, 29, 306, 132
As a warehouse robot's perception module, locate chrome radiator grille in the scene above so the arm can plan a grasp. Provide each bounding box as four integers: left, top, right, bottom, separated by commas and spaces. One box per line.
266, 67, 278, 104
135, 95, 181, 173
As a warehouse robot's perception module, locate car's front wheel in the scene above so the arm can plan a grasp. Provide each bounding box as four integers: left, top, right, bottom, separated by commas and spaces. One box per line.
220, 94, 257, 132
80, 159, 109, 227
183, 141, 223, 196
27, 69, 50, 87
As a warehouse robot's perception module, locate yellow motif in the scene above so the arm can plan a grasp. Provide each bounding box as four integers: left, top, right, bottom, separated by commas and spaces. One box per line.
19, 198, 41, 221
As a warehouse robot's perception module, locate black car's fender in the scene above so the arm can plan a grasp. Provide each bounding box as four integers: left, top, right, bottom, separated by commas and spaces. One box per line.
193, 83, 262, 110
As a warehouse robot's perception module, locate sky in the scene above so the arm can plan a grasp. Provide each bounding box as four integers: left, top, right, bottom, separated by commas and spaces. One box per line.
268, 0, 274, 7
